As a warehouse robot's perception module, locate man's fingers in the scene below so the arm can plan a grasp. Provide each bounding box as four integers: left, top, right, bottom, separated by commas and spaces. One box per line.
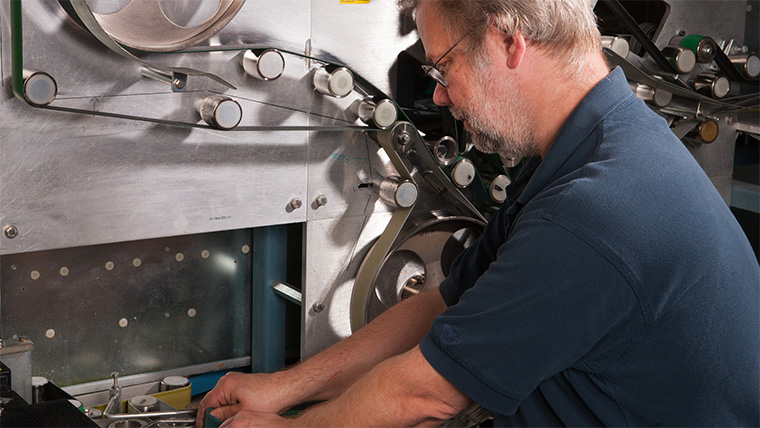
211, 403, 242, 421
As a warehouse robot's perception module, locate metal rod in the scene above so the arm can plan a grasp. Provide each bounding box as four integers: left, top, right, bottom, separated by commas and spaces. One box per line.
271, 281, 303, 306
104, 409, 197, 420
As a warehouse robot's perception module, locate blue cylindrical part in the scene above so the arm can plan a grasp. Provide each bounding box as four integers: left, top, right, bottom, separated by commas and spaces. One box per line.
252, 225, 288, 373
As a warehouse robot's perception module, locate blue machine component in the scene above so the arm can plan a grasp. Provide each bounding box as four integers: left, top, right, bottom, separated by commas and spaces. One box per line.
252, 226, 289, 373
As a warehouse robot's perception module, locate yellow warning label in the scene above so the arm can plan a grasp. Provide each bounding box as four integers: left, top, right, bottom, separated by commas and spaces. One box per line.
340, 0, 370, 3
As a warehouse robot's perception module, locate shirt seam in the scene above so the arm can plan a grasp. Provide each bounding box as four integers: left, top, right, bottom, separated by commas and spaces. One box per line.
427, 331, 528, 403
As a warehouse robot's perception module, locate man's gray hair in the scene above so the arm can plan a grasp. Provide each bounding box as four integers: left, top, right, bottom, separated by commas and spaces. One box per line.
398, 0, 601, 75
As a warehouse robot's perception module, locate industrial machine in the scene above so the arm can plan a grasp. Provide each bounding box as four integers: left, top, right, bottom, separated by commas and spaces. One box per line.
0, 0, 756, 425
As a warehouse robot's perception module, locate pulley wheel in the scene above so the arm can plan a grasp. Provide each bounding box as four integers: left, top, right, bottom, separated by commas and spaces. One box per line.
59, 0, 246, 52
356, 214, 484, 326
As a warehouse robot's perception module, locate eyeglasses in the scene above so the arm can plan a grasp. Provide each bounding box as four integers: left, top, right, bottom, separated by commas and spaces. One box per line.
421, 21, 483, 88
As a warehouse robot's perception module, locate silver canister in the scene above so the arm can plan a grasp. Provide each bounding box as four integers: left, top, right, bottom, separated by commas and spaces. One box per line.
160, 375, 190, 391
241, 49, 285, 81
195, 95, 243, 130
313, 66, 354, 98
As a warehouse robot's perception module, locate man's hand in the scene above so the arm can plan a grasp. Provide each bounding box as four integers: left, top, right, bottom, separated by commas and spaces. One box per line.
218, 410, 289, 428
196, 372, 294, 426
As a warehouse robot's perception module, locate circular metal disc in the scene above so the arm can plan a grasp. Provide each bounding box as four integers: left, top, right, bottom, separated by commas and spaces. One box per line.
61, 0, 246, 52
360, 215, 485, 324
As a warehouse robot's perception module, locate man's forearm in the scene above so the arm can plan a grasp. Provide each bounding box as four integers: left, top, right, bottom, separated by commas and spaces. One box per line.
287, 346, 471, 427
284, 288, 447, 405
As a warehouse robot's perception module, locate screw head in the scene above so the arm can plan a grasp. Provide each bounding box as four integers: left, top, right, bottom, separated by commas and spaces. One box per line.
312, 302, 325, 313
397, 131, 411, 145
289, 198, 303, 210
173, 79, 186, 89
4, 225, 18, 239
315, 194, 328, 207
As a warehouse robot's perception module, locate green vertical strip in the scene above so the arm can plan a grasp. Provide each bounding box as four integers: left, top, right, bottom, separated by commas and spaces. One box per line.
10, 0, 27, 103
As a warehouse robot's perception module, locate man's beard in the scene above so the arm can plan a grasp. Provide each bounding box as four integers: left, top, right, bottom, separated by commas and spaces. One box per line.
448, 66, 539, 160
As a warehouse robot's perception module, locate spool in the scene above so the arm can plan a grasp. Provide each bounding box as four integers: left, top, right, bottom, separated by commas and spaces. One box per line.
241, 49, 285, 81
662, 46, 696, 74
631, 83, 673, 107
378, 177, 418, 209
601, 36, 630, 58
680, 35, 718, 63
313, 67, 354, 98
485, 175, 511, 204
357, 98, 398, 129
22, 70, 57, 107
729, 53, 760, 79
196, 95, 243, 130
688, 120, 719, 144
426, 136, 459, 166
447, 158, 476, 188
694, 74, 730, 99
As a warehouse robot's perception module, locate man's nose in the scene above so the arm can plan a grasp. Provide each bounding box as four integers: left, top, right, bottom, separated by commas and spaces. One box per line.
432, 83, 451, 106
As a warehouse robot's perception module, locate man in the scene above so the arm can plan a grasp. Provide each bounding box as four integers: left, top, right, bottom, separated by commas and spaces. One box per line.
198, 0, 760, 425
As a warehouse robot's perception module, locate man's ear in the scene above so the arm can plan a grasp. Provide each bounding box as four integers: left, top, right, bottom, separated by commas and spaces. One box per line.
505, 30, 526, 69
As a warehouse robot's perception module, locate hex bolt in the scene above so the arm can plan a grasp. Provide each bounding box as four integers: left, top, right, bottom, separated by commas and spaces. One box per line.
4, 225, 18, 239
289, 198, 303, 210
312, 302, 325, 313
315, 194, 328, 207
173, 79, 186, 90
397, 131, 411, 146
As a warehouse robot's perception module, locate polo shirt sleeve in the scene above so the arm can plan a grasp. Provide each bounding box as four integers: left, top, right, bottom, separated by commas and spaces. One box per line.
439, 202, 511, 306
420, 217, 640, 416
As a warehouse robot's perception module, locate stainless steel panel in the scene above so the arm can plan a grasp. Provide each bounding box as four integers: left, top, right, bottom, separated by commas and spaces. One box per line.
0, 0, 315, 254
302, 213, 392, 358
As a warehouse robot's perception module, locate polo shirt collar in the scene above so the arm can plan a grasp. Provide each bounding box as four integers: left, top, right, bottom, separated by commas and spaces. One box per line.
516, 67, 633, 205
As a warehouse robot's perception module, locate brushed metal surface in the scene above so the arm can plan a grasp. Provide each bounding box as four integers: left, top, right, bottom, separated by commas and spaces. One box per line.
0, 230, 252, 386
0, 0, 422, 385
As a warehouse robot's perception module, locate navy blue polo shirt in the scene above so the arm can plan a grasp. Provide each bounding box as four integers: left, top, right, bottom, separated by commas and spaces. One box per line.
420, 67, 760, 426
